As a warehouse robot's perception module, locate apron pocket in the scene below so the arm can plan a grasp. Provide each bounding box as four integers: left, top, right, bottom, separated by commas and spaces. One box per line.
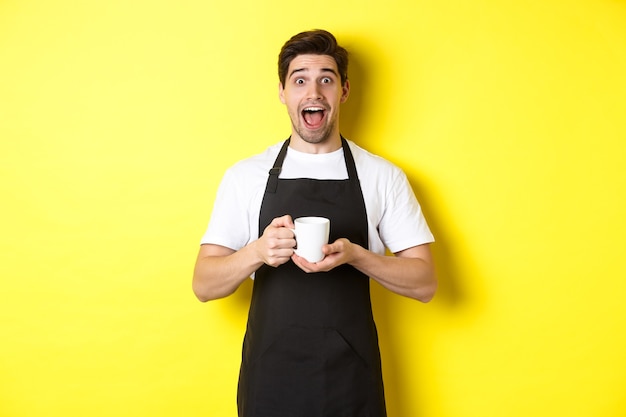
322, 329, 372, 416
254, 326, 324, 416
252, 326, 375, 416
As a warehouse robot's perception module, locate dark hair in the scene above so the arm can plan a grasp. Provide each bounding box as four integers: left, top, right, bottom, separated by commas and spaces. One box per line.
278, 29, 349, 87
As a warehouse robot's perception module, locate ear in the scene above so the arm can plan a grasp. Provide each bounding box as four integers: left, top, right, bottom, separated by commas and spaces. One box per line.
340, 79, 350, 103
279, 82, 286, 104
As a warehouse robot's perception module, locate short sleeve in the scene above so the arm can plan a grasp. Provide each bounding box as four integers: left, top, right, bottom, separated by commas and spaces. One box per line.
200, 167, 253, 250
377, 169, 434, 253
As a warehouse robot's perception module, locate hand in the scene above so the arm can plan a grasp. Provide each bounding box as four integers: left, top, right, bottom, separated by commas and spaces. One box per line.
291, 238, 356, 273
255, 215, 296, 267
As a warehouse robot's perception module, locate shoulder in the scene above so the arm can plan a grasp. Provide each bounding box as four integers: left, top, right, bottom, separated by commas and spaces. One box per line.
222, 141, 284, 181
346, 140, 404, 181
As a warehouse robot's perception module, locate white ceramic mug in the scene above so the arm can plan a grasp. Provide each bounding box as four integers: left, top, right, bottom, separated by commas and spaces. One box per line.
291, 217, 330, 263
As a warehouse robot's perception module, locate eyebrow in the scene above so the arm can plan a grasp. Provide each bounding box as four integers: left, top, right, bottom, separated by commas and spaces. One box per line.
289, 67, 338, 79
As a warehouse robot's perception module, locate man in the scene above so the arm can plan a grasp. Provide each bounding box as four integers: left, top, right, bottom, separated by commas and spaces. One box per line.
193, 29, 436, 417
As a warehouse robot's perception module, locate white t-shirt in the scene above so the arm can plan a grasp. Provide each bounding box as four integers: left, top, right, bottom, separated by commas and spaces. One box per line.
201, 140, 434, 255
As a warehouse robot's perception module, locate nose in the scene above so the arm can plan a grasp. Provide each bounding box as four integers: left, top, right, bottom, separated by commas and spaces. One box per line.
306, 83, 322, 100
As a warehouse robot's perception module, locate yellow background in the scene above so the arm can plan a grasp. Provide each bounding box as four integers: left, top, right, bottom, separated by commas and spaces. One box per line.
2, 1, 625, 416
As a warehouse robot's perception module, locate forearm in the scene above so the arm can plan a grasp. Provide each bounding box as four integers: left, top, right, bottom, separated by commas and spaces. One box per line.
193, 216, 298, 302
192, 243, 264, 302
349, 244, 437, 302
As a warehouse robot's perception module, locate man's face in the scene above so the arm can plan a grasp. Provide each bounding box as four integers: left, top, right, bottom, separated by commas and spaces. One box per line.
279, 54, 350, 145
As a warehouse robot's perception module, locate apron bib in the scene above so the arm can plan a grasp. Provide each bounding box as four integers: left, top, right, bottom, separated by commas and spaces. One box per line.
237, 138, 386, 417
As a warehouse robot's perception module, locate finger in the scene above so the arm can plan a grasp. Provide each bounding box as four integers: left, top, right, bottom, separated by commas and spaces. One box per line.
291, 254, 315, 272
294, 254, 334, 273
325, 238, 351, 254
270, 214, 295, 229
267, 254, 294, 267
276, 227, 296, 239
270, 248, 295, 257
322, 242, 339, 255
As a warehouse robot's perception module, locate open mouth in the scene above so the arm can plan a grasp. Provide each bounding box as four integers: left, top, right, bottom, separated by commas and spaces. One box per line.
302, 106, 326, 129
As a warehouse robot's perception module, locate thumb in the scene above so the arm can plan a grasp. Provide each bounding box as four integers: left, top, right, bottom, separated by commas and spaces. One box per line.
323, 240, 341, 254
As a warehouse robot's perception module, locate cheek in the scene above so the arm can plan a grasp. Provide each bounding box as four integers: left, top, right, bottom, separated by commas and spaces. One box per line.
287, 102, 301, 119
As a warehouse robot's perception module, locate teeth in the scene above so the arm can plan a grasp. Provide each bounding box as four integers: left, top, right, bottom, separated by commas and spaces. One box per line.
303, 107, 324, 112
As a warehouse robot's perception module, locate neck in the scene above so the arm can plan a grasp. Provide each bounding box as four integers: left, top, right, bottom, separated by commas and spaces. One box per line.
288, 132, 343, 154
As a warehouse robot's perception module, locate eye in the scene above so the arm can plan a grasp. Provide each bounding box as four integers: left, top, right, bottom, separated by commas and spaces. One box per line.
295, 78, 305, 85
321, 77, 332, 84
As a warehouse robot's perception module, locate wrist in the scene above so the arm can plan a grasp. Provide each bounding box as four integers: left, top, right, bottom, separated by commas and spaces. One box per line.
347, 241, 367, 267
245, 239, 266, 268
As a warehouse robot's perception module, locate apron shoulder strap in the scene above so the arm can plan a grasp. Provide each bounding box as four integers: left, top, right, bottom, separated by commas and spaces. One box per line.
267, 138, 290, 194
268, 137, 358, 193
341, 136, 360, 181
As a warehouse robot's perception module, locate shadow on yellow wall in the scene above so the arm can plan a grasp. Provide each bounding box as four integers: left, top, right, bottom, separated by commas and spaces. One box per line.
2, 1, 626, 417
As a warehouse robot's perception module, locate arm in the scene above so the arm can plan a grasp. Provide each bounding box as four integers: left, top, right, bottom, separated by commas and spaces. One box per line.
292, 241, 436, 302
192, 215, 296, 302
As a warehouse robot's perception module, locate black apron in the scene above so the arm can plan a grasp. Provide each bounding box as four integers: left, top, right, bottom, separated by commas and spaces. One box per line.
237, 138, 387, 417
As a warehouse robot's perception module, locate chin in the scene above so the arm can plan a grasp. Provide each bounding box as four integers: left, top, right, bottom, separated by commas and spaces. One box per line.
296, 127, 333, 144
301, 135, 328, 144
